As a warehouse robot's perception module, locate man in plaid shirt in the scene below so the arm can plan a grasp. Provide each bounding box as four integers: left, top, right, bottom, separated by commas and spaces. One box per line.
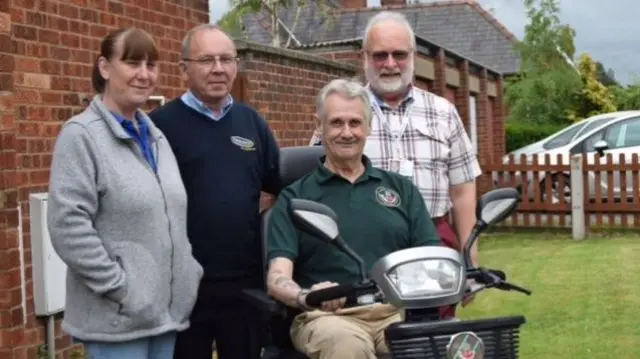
310, 11, 482, 317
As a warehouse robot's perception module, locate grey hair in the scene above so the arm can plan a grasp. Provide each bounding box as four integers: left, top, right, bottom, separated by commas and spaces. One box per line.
180, 24, 233, 59
362, 11, 416, 50
316, 78, 372, 125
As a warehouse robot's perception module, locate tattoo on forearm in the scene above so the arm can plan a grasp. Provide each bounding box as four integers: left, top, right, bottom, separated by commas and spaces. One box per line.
274, 276, 300, 290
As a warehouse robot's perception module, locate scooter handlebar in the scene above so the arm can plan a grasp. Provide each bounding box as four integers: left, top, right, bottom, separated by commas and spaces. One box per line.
305, 267, 529, 308
305, 281, 378, 307
468, 267, 532, 296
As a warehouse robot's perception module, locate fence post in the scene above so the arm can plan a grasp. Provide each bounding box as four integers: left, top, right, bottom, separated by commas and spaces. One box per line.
570, 154, 585, 240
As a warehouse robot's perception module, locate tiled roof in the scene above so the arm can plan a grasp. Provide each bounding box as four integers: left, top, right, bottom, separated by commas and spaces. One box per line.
237, 0, 521, 75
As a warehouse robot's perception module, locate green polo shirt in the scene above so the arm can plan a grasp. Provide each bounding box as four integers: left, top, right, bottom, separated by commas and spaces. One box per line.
267, 155, 441, 288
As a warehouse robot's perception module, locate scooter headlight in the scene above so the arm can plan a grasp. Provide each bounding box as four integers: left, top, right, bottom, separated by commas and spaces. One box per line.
387, 259, 463, 298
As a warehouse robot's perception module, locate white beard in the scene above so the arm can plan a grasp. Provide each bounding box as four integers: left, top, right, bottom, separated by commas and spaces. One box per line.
365, 61, 414, 96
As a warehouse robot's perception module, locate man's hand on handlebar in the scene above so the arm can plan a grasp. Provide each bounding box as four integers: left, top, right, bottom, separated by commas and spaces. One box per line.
303, 282, 346, 312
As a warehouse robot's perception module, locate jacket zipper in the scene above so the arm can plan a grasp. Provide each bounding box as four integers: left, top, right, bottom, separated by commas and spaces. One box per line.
129, 139, 175, 318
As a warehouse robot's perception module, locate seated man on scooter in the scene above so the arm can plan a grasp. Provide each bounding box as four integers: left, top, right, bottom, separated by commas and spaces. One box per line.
266, 78, 442, 359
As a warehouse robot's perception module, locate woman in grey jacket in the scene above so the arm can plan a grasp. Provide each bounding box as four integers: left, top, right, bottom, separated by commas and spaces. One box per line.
47, 27, 203, 359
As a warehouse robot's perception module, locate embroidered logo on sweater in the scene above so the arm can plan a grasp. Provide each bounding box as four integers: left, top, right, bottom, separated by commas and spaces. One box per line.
230, 136, 255, 151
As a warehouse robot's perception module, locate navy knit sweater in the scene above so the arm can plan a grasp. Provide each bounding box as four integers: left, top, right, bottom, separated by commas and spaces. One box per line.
149, 99, 281, 283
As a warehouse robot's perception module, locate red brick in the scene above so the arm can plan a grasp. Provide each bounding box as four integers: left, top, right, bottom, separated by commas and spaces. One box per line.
0, 34, 10, 53
15, 73, 51, 89
0, 268, 20, 293
57, 4, 78, 19
37, 1, 58, 14
12, 25, 37, 41
24, 11, 46, 27
13, 57, 38, 73
10, 9, 25, 24
0, 55, 13, 74
13, 89, 39, 104
89, 0, 108, 10
37, 28, 60, 45
99, 12, 116, 26
79, 8, 99, 22
107, 1, 124, 14
0, 114, 14, 131
60, 33, 80, 48
0, 14, 10, 34
14, 0, 37, 9
50, 16, 69, 32
0, 74, 12, 92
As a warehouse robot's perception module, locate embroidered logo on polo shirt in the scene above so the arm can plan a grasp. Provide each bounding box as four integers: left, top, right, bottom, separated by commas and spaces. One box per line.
375, 186, 401, 207
230, 136, 255, 151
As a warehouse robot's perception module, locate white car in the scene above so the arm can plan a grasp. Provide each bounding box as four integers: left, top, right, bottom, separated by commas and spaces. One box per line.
494, 111, 640, 202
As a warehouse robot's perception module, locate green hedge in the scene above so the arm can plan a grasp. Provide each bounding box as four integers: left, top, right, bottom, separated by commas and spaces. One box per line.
505, 122, 567, 153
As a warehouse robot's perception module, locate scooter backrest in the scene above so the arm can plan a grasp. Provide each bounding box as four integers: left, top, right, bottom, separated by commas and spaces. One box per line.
279, 145, 325, 187
260, 145, 325, 272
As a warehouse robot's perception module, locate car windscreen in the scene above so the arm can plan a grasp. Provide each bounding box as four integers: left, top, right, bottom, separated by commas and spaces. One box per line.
542, 123, 587, 150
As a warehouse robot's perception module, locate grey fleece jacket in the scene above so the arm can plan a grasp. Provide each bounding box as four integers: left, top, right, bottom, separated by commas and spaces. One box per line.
47, 95, 203, 342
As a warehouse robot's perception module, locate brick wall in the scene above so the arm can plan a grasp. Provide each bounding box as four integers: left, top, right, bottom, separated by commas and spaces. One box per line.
0, 1, 209, 358
234, 41, 357, 147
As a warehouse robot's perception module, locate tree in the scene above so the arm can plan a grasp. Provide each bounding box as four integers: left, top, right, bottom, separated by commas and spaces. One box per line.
566, 53, 617, 122
518, 0, 577, 71
505, 0, 581, 124
595, 61, 618, 86
218, 0, 332, 48
609, 82, 640, 110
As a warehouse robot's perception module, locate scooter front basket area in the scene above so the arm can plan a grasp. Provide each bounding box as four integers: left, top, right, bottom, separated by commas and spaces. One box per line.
384, 315, 525, 359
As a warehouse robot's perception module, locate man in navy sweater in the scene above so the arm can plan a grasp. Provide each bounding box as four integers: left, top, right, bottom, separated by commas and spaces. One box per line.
149, 24, 281, 359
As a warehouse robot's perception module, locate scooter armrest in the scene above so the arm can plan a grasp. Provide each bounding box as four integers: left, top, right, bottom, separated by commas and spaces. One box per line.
241, 288, 286, 317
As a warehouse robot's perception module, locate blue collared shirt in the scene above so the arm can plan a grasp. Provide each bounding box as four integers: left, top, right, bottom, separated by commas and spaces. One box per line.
111, 112, 157, 173
180, 90, 234, 121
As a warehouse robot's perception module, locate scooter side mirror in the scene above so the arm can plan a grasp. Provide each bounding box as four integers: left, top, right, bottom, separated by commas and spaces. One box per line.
463, 187, 520, 269
289, 198, 340, 243
475, 187, 520, 229
289, 198, 369, 281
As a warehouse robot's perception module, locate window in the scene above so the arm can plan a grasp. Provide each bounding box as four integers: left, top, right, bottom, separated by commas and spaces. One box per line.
543, 123, 587, 150
583, 116, 640, 152
574, 117, 616, 138
584, 131, 605, 153
606, 117, 640, 149
545, 116, 619, 151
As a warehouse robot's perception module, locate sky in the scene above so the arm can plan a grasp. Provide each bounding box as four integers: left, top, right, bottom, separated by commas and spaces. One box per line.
210, 0, 639, 85
210, 1, 230, 24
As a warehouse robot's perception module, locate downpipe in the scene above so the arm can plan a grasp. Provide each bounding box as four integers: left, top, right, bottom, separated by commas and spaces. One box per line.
46, 315, 55, 358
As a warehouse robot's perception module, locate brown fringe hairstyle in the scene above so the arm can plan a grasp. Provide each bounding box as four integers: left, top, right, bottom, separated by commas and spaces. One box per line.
91, 28, 159, 93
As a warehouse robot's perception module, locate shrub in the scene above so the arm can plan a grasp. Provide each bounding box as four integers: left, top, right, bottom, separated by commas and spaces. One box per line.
505, 121, 567, 153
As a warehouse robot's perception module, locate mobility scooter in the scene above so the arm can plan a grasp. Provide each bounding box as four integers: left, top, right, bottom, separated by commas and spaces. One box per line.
243, 146, 531, 359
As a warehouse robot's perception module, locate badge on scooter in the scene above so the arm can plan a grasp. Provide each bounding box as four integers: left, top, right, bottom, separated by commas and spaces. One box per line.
446, 332, 485, 359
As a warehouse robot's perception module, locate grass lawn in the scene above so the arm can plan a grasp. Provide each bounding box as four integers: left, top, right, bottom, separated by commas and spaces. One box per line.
458, 231, 640, 358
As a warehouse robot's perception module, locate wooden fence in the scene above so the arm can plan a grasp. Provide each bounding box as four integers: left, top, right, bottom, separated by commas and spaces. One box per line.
481, 152, 640, 232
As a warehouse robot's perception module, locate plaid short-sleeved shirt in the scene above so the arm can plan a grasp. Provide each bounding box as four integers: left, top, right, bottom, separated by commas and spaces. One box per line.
309, 85, 481, 218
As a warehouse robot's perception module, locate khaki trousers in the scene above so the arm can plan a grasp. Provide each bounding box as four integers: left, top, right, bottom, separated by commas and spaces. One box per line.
290, 304, 401, 359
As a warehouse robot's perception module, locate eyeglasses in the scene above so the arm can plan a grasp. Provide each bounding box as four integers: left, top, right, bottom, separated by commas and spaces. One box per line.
368, 50, 411, 63
182, 55, 239, 68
